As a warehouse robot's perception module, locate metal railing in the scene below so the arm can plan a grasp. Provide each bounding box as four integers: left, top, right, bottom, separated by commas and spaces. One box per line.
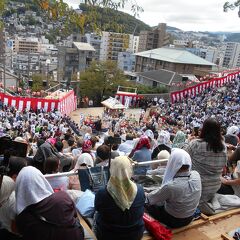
44, 159, 168, 178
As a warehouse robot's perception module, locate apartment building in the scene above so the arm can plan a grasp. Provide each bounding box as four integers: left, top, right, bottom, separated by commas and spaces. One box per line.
85, 33, 102, 60
118, 51, 135, 72
13, 37, 40, 53
133, 36, 139, 53
100, 31, 133, 61
138, 23, 170, 52
58, 42, 95, 82
223, 42, 240, 68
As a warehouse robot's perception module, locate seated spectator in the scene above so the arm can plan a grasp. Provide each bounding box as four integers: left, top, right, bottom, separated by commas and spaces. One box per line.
146, 148, 201, 228
131, 136, 152, 174
95, 156, 145, 240
44, 156, 69, 192
0, 176, 19, 238
72, 139, 83, 158
0, 156, 27, 239
172, 130, 186, 149
225, 125, 239, 147
95, 145, 110, 166
152, 130, 171, 159
147, 150, 170, 175
82, 139, 95, 160
118, 134, 135, 155
184, 118, 227, 213
33, 139, 60, 173
63, 137, 76, 154
74, 153, 94, 170
15, 166, 84, 240
54, 141, 74, 172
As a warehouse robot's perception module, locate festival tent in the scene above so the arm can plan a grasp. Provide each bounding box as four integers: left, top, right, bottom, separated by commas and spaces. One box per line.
101, 97, 126, 109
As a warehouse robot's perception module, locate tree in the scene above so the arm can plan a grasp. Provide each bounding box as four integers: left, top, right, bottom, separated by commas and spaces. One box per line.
34, 0, 143, 34
79, 61, 128, 104
224, 1, 240, 16
31, 74, 44, 92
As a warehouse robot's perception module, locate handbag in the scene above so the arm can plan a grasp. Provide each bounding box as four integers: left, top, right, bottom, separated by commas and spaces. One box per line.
78, 166, 109, 192
143, 213, 172, 240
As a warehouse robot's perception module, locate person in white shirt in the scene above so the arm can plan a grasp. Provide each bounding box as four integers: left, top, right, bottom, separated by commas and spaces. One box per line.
146, 148, 201, 228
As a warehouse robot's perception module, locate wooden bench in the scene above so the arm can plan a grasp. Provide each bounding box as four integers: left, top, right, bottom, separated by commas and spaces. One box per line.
143, 209, 240, 240
78, 209, 240, 240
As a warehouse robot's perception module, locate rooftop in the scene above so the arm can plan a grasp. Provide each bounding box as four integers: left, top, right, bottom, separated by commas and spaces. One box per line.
135, 47, 215, 66
136, 69, 182, 86
73, 42, 95, 51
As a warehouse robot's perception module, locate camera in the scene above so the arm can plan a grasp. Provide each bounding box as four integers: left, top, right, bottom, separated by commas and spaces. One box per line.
0, 136, 28, 188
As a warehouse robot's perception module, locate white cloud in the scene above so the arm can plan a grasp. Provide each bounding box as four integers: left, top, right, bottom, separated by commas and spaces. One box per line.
65, 0, 240, 32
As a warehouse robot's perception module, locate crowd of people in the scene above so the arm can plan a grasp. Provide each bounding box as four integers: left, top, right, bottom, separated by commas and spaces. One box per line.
0, 76, 240, 240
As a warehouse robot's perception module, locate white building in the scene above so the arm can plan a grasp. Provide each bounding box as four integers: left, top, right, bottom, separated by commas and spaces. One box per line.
133, 36, 139, 53
117, 51, 135, 72
223, 42, 240, 68
85, 33, 102, 60
99, 31, 134, 61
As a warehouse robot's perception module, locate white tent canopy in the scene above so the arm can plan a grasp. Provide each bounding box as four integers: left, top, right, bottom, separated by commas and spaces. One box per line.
101, 97, 126, 110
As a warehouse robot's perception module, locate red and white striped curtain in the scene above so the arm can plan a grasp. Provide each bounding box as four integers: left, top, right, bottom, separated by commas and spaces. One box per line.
170, 71, 240, 103
0, 90, 76, 115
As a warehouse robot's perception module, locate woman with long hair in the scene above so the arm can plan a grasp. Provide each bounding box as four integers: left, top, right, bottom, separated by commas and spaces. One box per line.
184, 118, 227, 214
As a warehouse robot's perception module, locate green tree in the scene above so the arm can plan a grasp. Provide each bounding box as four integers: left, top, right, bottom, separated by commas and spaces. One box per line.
34, 0, 143, 34
80, 61, 128, 104
31, 74, 44, 92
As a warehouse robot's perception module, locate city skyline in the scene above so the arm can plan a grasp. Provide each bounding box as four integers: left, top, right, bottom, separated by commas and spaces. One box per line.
65, 0, 240, 32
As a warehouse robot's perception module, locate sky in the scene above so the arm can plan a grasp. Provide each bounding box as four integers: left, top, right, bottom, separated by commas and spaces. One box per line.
65, 0, 240, 32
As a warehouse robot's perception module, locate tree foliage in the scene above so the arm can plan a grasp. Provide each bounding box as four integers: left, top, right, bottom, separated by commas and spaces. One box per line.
33, 0, 143, 34
31, 74, 44, 92
224, 0, 240, 16
80, 4, 150, 34
79, 61, 128, 104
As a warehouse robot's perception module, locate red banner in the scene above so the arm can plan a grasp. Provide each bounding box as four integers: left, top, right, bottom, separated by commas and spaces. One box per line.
0, 90, 76, 115
170, 71, 240, 103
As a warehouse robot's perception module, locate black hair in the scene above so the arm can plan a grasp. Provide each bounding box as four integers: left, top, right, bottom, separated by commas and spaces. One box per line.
8, 156, 27, 178
96, 145, 110, 161
44, 156, 59, 174
200, 118, 224, 153
67, 138, 75, 147
55, 141, 64, 152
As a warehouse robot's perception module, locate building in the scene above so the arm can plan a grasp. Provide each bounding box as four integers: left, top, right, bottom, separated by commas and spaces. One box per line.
12, 52, 57, 79
117, 51, 135, 72
58, 42, 95, 83
223, 42, 240, 68
138, 23, 170, 52
0, 66, 19, 89
134, 47, 215, 74
85, 33, 102, 60
133, 36, 139, 53
100, 31, 133, 61
13, 37, 40, 54
186, 47, 223, 65
135, 69, 182, 89
173, 39, 192, 48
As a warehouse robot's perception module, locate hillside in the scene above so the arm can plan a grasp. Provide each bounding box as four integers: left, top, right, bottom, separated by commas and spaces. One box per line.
225, 33, 240, 43
79, 4, 151, 35
4, 1, 151, 36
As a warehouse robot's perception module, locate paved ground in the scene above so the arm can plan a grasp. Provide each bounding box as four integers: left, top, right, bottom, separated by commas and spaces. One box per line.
70, 107, 142, 123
